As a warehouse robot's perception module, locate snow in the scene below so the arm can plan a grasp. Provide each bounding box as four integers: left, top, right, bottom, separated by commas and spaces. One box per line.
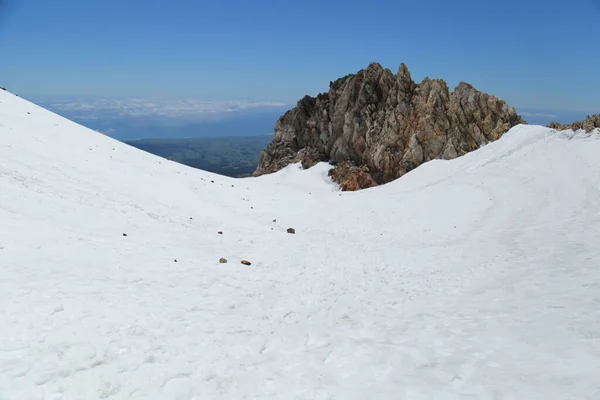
1, 89, 600, 399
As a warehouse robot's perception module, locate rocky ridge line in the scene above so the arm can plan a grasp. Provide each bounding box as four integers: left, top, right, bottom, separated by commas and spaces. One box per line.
547, 115, 600, 132
254, 62, 525, 190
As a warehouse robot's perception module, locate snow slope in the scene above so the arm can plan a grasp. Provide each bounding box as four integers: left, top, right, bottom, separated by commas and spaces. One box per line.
1, 89, 600, 399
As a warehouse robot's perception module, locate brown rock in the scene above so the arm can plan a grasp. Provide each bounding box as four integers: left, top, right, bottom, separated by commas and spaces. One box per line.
547, 114, 600, 133
253, 62, 524, 187
328, 162, 378, 191
241, 260, 251, 266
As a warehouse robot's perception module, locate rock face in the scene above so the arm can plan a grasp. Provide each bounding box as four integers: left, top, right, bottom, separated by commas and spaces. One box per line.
547, 115, 600, 132
254, 62, 525, 189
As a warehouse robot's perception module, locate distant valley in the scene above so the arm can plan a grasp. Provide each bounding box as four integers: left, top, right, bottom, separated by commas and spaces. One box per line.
124, 135, 272, 178
28, 97, 282, 177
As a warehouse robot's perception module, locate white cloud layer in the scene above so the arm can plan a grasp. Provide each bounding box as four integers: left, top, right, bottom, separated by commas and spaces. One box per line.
44, 98, 288, 120
520, 112, 558, 118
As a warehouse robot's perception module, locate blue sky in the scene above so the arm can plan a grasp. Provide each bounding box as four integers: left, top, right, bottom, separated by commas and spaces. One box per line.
0, 0, 599, 116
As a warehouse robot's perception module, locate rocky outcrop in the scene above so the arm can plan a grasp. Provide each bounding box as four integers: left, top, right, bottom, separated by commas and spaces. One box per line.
327, 162, 377, 191
547, 115, 600, 132
254, 62, 525, 189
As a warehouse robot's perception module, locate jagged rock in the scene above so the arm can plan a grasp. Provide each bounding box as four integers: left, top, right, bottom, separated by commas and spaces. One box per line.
547, 115, 600, 132
328, 162, 378, 191
219, 258, 228, 264
254, 62, 525, 187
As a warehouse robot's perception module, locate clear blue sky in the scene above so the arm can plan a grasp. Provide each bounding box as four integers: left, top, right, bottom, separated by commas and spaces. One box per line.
0, 0, 599, 111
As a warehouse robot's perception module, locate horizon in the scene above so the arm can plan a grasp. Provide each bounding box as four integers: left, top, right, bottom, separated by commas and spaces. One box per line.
21, 93, 600, 141
1, 0, 598, 139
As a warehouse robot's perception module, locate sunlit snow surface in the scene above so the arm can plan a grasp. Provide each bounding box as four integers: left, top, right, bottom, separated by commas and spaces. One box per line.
1, 89, 600, 399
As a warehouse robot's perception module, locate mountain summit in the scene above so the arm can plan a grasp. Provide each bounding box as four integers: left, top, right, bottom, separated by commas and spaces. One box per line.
254, 62, 524, 189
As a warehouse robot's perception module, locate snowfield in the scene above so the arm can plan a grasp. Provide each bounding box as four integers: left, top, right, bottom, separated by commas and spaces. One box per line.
1, 89, 600, 399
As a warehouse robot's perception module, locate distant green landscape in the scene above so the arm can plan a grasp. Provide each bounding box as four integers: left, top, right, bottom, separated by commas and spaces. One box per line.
124, 135, 272, 177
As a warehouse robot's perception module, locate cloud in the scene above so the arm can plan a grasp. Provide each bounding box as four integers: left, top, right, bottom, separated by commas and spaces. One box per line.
520, 112, 558, 118
44, 98, 288, 121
